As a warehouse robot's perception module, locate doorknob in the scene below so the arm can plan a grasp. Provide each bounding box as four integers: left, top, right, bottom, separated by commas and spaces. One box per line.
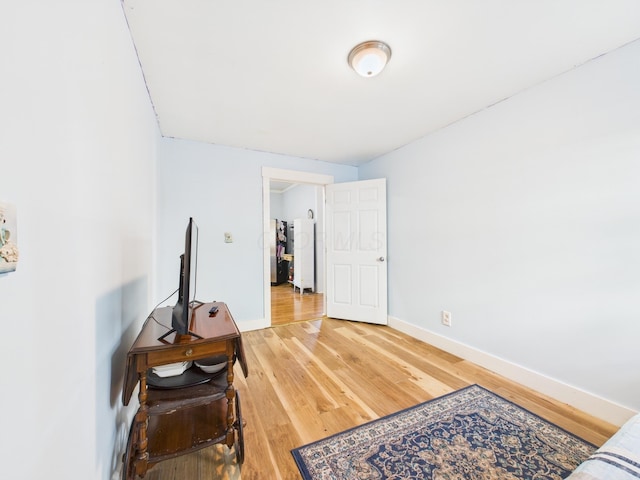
377, 257, 385, 262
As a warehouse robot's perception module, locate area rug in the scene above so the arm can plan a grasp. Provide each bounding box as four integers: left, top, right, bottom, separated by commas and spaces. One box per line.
291, 384, 596, 480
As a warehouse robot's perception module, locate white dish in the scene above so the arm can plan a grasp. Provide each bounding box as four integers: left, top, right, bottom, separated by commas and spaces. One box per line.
195, 357, 226, 374
152, 361, 191, 378
153, 360, 188, 371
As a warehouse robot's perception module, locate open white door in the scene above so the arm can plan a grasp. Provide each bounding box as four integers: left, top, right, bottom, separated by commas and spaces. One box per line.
326, 178, 387, 325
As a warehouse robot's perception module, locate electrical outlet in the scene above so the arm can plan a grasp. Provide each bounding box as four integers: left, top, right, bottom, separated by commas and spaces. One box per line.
224, 232, 233, 243
441, 310, 452, 327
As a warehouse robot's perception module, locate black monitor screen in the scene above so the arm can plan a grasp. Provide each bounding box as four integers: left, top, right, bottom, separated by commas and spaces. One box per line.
170, 217, 200, 337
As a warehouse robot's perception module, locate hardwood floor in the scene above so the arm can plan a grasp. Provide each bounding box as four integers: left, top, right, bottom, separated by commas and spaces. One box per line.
143, 317, 619, 480
270, 283, 324, 326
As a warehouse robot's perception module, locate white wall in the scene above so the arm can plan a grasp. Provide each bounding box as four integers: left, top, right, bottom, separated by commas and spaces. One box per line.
270, 191, 285, 220
282, 184, 318, 222
156, 139, 357, 329
360, 40, 640, 423
0, 2, 158, 479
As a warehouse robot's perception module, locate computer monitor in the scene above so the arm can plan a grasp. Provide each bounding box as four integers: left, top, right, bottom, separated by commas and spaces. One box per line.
158, 217, 203, 341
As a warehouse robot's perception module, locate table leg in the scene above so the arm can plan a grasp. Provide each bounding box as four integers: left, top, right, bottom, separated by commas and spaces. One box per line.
134, 371, 149, 478
225, 342, 236, 448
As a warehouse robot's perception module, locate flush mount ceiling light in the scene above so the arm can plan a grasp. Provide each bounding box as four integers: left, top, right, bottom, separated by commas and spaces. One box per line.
348, 40, 392, 77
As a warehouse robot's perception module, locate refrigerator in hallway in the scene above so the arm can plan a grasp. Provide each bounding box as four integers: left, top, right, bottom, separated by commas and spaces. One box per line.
270, 219, 289, 285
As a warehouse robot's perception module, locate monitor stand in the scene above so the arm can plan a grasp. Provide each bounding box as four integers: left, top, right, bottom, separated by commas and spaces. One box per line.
157, 329, 203, 342
157, 300, 206, 342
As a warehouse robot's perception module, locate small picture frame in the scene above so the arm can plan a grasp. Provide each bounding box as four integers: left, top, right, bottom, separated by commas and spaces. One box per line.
0, 201, 19, 273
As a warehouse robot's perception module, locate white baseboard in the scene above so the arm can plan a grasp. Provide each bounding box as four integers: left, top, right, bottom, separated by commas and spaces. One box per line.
237, 317, 269, 332
388, 315, 637, 427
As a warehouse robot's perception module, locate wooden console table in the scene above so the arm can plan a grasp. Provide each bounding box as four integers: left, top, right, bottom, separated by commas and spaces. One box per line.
121, 301, 248, 479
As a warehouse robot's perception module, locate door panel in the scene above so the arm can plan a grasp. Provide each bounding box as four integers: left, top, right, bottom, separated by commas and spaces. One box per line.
326, 178, 387, 325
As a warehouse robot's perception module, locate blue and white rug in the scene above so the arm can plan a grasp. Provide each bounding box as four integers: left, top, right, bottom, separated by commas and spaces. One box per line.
291, 384, 596, 479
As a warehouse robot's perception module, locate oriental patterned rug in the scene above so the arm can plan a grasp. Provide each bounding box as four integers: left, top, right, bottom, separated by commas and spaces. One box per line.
291, 384, 596, 480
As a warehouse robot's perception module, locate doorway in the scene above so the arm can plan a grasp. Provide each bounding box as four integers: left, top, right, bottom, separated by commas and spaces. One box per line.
262, 168, 334, 327
269, 181, 324, 325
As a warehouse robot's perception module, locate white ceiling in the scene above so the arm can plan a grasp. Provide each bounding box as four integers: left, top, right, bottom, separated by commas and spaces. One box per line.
122, 0, 640, 166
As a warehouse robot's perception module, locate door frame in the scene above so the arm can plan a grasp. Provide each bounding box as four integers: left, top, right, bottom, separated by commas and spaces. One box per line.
262, 167, 334, 327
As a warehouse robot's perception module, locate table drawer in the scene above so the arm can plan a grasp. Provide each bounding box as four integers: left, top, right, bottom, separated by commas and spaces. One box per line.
146, 342, 228, 366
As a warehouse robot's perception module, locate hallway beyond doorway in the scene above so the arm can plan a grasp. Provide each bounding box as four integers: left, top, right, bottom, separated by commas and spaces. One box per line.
271, 283, 324, 326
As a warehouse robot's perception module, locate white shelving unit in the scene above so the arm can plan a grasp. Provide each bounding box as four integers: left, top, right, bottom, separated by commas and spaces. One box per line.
292, 218, 314, 294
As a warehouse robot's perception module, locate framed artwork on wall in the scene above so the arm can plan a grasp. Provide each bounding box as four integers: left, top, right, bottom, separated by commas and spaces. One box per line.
0, 201, 19, 273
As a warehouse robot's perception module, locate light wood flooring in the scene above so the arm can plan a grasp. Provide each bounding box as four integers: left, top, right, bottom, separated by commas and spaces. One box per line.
141, 317, 619, 480
270, 283, 324, 326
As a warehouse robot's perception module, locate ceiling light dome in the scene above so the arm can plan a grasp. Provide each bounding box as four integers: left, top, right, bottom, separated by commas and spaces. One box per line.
348, 41, 392, 77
